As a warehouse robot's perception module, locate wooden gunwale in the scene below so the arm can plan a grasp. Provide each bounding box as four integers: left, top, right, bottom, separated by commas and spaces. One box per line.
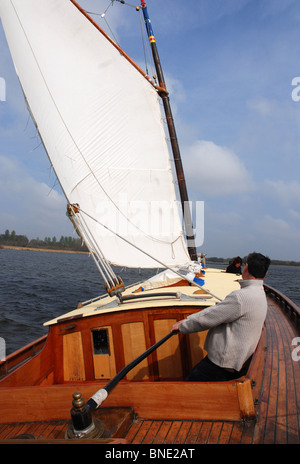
0, 335, 47, 379
264, 283, 300, 330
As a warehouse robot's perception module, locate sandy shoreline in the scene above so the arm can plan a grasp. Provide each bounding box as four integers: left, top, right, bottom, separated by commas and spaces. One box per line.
0, 245, 88, 254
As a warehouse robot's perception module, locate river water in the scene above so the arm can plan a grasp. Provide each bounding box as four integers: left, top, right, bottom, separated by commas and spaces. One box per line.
0, 248, 299, 356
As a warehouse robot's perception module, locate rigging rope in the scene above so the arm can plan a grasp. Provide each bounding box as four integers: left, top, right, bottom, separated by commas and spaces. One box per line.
83, 0, 156, 82
84, 1, 120, 46
69, 204, 222, 301
67, 204, 125, 297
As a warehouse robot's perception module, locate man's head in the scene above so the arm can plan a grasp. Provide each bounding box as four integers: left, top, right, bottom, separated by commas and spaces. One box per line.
243, 252, 271, 280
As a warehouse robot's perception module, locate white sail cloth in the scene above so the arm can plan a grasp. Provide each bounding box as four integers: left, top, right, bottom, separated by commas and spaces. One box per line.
0, 0, 191, 268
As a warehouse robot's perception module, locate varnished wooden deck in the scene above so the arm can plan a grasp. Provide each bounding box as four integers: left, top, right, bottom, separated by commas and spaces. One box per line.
252, 296, 300, 443
123, 419, 256, 444
0, 294, 299, 444
0, 419, 68, 441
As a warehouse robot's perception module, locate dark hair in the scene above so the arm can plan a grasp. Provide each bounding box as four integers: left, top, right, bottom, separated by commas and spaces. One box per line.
231, 256, 243, 266
246, 252, 271, 278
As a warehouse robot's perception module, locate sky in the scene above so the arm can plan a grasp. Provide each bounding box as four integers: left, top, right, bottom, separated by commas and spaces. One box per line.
0, 0, 300, 261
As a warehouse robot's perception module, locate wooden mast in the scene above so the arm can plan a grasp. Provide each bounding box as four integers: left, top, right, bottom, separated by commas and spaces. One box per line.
140, 0, 198, 262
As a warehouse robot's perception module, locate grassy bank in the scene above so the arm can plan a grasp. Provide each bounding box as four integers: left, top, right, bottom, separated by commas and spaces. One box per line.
0, 245, 88, 254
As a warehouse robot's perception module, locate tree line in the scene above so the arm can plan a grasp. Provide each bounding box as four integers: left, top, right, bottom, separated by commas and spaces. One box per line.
0, 229, 88, 252
1, 230, 299, 265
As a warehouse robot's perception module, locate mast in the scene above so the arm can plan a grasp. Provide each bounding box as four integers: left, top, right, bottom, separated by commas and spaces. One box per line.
140, 1, 198, 261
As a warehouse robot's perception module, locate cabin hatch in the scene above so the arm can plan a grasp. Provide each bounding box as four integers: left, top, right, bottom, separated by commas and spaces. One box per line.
91, 327, 116, 380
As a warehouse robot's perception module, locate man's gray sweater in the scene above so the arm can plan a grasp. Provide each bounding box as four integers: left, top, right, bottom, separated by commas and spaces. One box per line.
179, 279, 267, 371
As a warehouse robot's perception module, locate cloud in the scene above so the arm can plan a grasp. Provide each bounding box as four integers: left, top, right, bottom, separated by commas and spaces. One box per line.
247, 98, 281, 117
0, 154, 71, 238
183, 140, 254, 196
264, 179, 300, 210
149, 0, 253, 32
255, 214, 290, 233
246, 213, 300, 260
259, 0, 297, 18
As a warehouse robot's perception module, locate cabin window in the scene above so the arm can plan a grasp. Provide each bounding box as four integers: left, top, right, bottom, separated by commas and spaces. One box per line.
92, 328, 110, 355
91, 326, 116, 380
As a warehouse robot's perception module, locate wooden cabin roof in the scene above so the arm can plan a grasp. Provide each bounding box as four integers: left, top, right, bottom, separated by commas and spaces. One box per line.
44, 268, 241, 326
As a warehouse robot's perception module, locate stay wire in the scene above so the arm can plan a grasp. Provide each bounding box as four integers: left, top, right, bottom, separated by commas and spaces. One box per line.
69, 207, 118, 288
78, 207, 222, 301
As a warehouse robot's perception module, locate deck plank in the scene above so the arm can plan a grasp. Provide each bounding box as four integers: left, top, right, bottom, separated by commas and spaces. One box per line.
123, 419, 143, 443
229, 422, 245, 444
142, 420, 163, 444
163, 420, 182, 443
185, 421, 203, 444
131, 420, 152, 444
0, 423, 23, 439
152, 421, 173, 444
207, 421, 223, 444
240, 421, 255, 444
195, 421, 213, 444
173, 421, 193, 444
275, 304, 300, 444
218, 422, 234, 444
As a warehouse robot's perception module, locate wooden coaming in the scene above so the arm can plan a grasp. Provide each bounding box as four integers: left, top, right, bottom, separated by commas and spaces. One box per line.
0, 304, 209, 387
0, 301, 256, 423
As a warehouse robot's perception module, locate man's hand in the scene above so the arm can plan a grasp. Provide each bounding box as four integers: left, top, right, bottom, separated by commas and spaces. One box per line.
171, 320, 183, 332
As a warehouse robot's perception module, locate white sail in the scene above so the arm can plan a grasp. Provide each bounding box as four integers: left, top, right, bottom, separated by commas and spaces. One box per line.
0, 0, 191, 268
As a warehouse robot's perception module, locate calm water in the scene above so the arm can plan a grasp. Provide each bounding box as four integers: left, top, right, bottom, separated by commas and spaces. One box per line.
0, 249, 299, 356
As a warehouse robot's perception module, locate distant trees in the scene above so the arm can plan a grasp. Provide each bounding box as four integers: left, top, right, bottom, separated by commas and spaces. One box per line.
1, 229, 29, 247
0, 229, 88, 252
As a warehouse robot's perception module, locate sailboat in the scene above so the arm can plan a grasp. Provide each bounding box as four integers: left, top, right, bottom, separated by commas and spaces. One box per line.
0, 0, 299, 445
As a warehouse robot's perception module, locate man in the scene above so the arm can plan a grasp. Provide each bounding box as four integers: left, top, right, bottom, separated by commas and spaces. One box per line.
172, 252, 271, 381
